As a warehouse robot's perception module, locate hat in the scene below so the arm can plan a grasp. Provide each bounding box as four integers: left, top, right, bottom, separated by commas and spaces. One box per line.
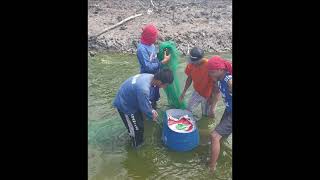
188, 47, 204, 64
140, 24, 158, 45
208, 56, 232, 74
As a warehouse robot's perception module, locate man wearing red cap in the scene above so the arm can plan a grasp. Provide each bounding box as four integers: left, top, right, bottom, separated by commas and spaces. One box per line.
137, 24, 171, 109
207, 56, 232, 173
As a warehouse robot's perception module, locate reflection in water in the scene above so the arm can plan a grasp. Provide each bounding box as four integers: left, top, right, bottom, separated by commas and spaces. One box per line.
88, 53, 232, 180
122, 121, 158, 179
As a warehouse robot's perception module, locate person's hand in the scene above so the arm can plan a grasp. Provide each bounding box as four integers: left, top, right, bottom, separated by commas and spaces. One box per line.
209, 107, 216, 118
161, 50, 171, 64
152, 110, 158, 122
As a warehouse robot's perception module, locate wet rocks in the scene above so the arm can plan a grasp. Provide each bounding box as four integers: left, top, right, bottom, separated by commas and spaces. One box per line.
116, 16, 122, 22
120, 26, 127, 30
200, 11, 209, 16
88, 0, 232, 53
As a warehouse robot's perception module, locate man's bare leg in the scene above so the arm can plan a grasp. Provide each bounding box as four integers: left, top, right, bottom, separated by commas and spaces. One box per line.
210, 131, 222, 172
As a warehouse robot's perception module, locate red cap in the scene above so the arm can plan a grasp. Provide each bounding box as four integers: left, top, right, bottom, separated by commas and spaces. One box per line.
208, 56, 232, 74
140, 24, 158, 45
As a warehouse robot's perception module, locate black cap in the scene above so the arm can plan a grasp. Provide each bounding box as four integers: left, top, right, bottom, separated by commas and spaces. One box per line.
189, 47, 204, 63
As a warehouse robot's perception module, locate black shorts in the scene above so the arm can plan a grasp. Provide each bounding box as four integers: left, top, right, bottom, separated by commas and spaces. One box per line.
214, 110, 232, 138
117, 109, 144, 148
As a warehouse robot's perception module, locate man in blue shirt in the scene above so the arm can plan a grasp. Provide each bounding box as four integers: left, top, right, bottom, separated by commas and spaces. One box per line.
113, 69, 173, 148
207, 56, 232, 173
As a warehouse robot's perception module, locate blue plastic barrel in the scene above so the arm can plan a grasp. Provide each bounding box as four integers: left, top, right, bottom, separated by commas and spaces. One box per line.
162, 109, 199, 152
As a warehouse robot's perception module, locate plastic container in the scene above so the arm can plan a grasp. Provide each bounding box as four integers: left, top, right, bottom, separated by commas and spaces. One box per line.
162, 109, 199, 152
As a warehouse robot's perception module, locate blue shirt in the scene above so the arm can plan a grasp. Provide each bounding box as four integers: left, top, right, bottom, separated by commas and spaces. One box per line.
218, 73, 232, 112
113, 74, 154, 118
137, 43, 161, 74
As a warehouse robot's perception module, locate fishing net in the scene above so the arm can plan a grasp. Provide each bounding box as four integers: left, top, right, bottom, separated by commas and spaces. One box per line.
158, 41, 187, 109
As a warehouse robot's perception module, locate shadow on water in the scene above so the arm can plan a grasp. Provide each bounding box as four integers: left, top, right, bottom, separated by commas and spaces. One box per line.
88, 52, 232, 180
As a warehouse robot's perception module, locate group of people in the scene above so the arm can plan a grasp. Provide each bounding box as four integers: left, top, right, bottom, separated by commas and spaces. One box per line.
112, 24, 232, 172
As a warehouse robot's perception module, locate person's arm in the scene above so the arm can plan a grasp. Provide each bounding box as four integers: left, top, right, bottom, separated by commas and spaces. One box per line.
179, 65, 193, 102
207, 80, 220, 118
228, 79, 232, 94
179, 76, 192, 102
137, 88, 157, 121
211, 84, 221, 113
160, 49, 171, 65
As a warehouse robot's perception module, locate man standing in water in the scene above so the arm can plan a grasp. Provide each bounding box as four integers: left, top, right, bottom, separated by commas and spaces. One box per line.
179, 47, 220, 118
113, 69, 174, 148
136, 24, 171, 109
207, 56, 232, 173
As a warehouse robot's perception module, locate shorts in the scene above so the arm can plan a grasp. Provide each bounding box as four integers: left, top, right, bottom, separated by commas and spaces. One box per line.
214, 110, 232, 138
117, 109, 144, 148
187, 90, 213, 116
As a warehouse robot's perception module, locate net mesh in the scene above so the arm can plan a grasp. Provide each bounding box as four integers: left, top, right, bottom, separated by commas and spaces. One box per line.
158, 41, 187, 109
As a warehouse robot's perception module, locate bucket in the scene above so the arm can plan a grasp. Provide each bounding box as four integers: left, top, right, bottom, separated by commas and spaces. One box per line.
162, 109, 199, 152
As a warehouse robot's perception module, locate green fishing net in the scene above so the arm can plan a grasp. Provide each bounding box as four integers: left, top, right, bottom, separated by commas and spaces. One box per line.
158, 41, 187, 109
